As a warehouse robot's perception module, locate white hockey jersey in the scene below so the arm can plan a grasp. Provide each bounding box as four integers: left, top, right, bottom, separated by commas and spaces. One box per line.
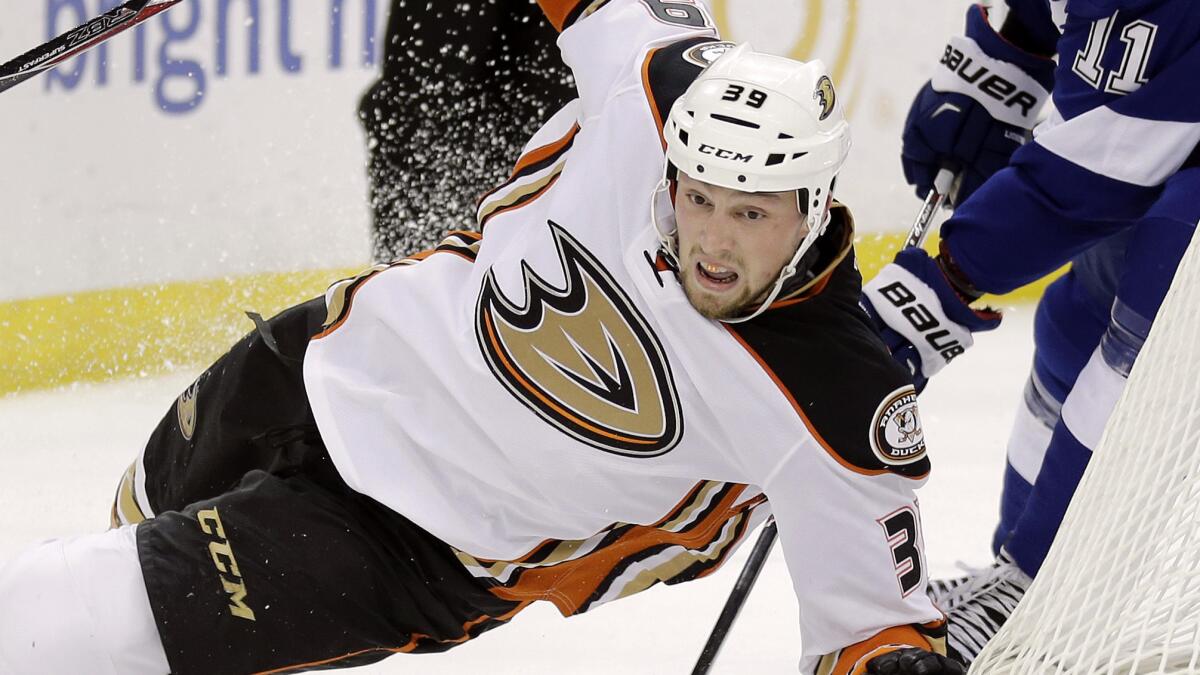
303, 0, 945, 670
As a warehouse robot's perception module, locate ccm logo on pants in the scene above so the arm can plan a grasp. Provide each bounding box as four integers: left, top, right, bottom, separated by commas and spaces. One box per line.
197, 507, 257, 622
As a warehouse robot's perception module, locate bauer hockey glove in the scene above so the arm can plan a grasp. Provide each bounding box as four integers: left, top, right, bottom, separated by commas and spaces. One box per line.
901, 4, 1054, 205
861, 247, 1001, 392
866, 648, 966, 675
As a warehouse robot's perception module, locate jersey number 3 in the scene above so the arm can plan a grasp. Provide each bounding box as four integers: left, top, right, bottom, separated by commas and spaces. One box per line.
642, 0, 710, 28
879, 506, 925, 598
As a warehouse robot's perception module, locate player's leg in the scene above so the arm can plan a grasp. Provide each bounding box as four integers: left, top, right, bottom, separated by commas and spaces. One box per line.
932, 248, 1119, 659
943, 168, 1200, 665
1004, 167, 1200, 578
143, 467, 525, 673
989, 231, 1126, 554
0, 526, 170, 674
8, 458, 525, 674
929, 237, 1121, 607
111, 297, 327, 527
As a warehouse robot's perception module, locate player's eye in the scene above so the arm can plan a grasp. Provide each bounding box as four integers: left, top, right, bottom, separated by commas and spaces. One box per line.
743, 210, 766, 221
688, 192, 709, 207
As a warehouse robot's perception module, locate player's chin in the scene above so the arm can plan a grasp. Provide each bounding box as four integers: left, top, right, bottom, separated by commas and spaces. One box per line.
683, 275, 746, 320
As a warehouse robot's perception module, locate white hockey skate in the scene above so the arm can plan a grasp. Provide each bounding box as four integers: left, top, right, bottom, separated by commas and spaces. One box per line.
929, 550, 1033, 666
926, 560, 989, 610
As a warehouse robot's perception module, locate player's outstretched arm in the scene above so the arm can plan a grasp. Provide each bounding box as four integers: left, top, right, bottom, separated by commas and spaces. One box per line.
861, 246, 1001, 391
901, 4, 1055, 205
867, 648, 966, 675
532, 0, 716, 119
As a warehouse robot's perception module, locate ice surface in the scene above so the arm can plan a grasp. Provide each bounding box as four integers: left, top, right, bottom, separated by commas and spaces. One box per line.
0, 309, 1034, 673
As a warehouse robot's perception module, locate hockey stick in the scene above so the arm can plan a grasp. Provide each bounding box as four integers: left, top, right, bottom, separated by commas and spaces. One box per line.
691, 169, 958, 674
0, 0, 182, 95
691, 517, 778, 675
904, 168, 957, 250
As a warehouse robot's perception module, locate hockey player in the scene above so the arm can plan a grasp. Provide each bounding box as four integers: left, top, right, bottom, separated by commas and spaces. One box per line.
862, 0, 1200, 665
359, 0, 574, 260
0, 3, 962, 674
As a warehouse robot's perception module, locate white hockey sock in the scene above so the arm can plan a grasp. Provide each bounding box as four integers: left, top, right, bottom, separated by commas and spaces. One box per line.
0, 526, 171, 674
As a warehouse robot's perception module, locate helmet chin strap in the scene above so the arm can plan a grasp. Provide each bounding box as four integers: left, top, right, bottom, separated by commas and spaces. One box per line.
650, 172, 680, 267
722, 203, 827, 324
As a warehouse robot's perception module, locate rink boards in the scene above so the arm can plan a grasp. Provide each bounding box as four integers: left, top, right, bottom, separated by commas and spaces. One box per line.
1, 0, 1059, 395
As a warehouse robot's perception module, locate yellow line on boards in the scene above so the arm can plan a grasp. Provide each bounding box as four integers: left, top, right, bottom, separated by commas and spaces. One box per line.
1, 269, 357, 397
1, 235, 1064, 396
855, 232, 1066, 307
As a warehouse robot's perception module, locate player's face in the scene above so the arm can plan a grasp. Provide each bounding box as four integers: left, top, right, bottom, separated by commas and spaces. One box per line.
674, 172, 808, 320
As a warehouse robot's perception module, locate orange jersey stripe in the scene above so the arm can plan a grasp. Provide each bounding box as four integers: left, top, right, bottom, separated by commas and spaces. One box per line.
641, 46, 669, 150
485, 484, 757, 615
467, 480, 762, 568
478, 172, 564, 230
311, 269, 386, 341
537, 0, 589, 31
313, 232, 482, 340
817, 622, 943, 675
510, 123, 580, 179
253, 603, 532, 674
767, 271, 836, 310
476, 124, 578, 218
722, 325, 926, 479
473, 481, 708, 567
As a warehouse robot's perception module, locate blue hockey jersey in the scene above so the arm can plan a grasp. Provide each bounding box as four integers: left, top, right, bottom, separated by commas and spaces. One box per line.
941, 0, 1200, 294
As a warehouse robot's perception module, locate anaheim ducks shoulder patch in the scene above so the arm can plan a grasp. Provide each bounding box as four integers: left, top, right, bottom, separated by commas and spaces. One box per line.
870, 386, 926, 466
475, 220, 683, 457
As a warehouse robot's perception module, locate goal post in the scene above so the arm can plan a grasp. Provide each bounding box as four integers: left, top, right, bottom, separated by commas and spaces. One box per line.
969, 226, 1200, 675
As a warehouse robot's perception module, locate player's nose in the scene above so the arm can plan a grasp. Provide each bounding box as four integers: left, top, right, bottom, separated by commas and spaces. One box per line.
698, 212, 739, 254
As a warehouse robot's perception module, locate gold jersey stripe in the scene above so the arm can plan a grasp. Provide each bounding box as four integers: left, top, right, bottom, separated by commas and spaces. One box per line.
611, 510, 750, 602
111, 461, 147, 527
659, 480, 726, 532
465, 483, 764, 616
462, 480, 724, 573
477, 165, 565, 227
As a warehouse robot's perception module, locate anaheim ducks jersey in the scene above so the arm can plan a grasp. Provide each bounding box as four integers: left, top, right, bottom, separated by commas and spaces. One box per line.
302, 0, 945, 669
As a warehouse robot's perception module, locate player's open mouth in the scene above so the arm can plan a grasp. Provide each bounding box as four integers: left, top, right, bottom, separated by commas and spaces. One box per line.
696, 261, 739, 288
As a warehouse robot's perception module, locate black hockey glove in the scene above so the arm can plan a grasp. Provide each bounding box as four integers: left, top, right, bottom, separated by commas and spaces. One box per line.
866, 648, 966, 675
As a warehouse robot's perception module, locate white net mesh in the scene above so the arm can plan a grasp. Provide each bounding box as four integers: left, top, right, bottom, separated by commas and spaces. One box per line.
969, 228, 1200, 675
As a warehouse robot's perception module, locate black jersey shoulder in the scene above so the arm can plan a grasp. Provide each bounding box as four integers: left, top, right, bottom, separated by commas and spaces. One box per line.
726, 213, 929, 478
642, 38, 735, 135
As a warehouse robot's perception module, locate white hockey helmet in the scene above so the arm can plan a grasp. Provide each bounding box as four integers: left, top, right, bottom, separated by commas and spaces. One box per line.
652, 44, 851, 321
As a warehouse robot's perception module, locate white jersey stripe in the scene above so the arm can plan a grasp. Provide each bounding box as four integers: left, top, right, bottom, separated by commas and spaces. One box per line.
1005, 397, 1055, 484
1035, 106, 1200, 187
1060, 347, 1127, 452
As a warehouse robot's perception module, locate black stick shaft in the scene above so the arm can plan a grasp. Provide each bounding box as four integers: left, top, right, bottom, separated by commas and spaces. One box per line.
0, 0, 181, 94
692, 519, 778, 675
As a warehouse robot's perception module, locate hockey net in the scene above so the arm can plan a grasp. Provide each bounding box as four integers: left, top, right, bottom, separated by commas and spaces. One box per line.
969, 228, 1200, 674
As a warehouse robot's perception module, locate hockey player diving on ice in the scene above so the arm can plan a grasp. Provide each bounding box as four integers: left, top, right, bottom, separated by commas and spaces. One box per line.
0, 1, 964, 673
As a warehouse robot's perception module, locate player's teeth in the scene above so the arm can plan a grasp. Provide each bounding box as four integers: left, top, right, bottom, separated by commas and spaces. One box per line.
702, 262, 731, 274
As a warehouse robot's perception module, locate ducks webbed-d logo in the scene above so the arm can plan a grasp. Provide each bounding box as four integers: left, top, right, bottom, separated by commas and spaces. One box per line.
475, 220, 683, 457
